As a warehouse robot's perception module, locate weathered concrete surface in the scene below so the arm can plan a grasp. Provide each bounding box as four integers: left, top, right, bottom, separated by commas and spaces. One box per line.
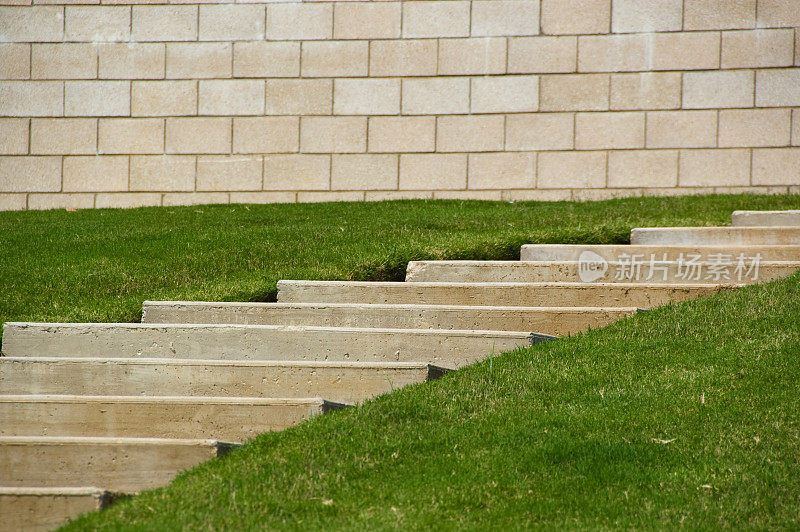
630, 227, 800, 246
0, 358, 444, 404
0, 395, 344, 441
520, 244, 800, 262
1, 323, 532, 368
405, 260, 797, 284
0, 487, 115, 532
141, 301, 637, 336
0, 436, 237, 492
277, 280, 733, 308
732, 210, 800, 227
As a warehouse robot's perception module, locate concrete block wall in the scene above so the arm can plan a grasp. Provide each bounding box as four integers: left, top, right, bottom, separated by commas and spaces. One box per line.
0, 0, 799, 210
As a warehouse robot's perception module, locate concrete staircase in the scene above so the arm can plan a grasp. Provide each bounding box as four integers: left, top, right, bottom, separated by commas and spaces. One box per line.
2, 210, 799, 531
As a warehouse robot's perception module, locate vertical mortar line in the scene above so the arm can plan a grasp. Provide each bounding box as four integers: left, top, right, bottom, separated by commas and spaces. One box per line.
396, 151, 400, 190
505, 37, 509, 73
681, 0, 686, 31
572, 111, 577, 149
127, 154, 131, 192
790, 108, 794, 147
715, 109, 720, 148
718, 31, 723, 68
328, 153, 333, 191
604, 148, 609, 188
435, 39, 440, 76
28, 43, 32, 78
27, 118, 31, 155
468, 0, 473, 37
193, 154, 198, 192
676, 148, 681, 188
163, 43, 167, 79
538, 0, 543, 35
260, 154, 265, 191
465, 146, 470, 190
502, 114, 507, 150
749, 148, 753, 186
367, 39, 371, 77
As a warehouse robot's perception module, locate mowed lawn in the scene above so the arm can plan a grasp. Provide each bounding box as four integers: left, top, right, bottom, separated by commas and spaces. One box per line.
0, 194, 798, 529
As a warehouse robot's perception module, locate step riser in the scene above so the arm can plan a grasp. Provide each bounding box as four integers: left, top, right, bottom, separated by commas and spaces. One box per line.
1, 324, 530, 368
0, 439, 235, 492
405, 261, 796, 284
0, 399, 328, 441
732, 210, 800, 227
141, 302, 636, 336
520, 244, 800, 262
0, 359, 433, 403
0, 490, 111, 532
277, 282, 730, 309
630, 227, 800, 246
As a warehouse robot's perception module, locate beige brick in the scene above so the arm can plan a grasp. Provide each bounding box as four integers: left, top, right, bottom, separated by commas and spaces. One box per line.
334, 79, 400, 115
752, 148, 800, 185
719, 109, 790, 147
468, 152, 535, 189
263, 154, 330, 190
95, 193, 161, 209
537, 151, 606, 188
575, 112, 644, 149
298, 191, 364, 203
130, 155, 194, 191
168, 43, 232, 79
757, 0, 800, 27
471, 1, 540, 37
578, 34, 649, 72
334, 2, 400, 39
266, 79, 332, 115
0, 81, 62, 117
200, 5, 264, 41
722, 29, 794, 68
300, 117, 366, 154
30, 118, 96, 155
0, 44, 29, 79
301, 41, 368, 77
369, 40, 437, 77
794, 110, 800, 146
433, 190, 503, 200
331, 154, 397, 190
163, 192, 228, 207
436, 115, 504, 152
683, 71, 754, 109
438, 38, 506, 75
230, 191, 296, 204
99, 44, 164, 80
0, 119, 28, 154
0, 6, 63, 42
540, 74, 609, 111
508, 36, 577, 74
233, 117, 299, 154
611, 0, 682, 33
365, 190, 433, 201
756, 69, 800, 107
28, 193, 94, 211
651, 32, 720, 70
541, 0, 610, 35
32, 44, 96, 80
646, 110, 717, 148
506, 113, 573, 151
266, 3, 331, 40
63, 155, 128, 192
133, 6, 197, 41
607, 150, 678, 188
233, 42, 298, 78
402, 78, 469, 115
684, 0, 756, 30
166, 117, 231, 154
197, 155, 262, 191
679, 149, 751, 186
65, 81, 129, 117
0, 192, 26, 211
367, 116, 435, 153
611, 73, 681, 110
132, 80, 196, 117
399, 154, 467, 189
199, 80, 265, 116
65, 6, 129, 42
99, 118, 164, 154
471, 76, 538, 113
501, 189, 572, 201
0, 156, 61, 192
402, 1, 470, 38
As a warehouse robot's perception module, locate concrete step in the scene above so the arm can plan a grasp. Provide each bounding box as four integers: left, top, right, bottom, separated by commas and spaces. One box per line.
276, 280, 734, 308
520, 244, 800, 262
405, 260, 797, 284
0, 487, 116, 532
0, 395, 345, 441
0, 358, 446, 404
630, 226, 800, 246
0, 436, 238, 492
141, 301, 638, 336
732, 210, 800, 226
1, 323, 533, 368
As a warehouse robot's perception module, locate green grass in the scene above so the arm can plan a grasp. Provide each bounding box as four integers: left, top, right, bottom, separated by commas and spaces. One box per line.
1, 194, 799, 529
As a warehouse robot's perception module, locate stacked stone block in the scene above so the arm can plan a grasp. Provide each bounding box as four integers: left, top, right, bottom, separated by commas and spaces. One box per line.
0, 0, 799, 210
